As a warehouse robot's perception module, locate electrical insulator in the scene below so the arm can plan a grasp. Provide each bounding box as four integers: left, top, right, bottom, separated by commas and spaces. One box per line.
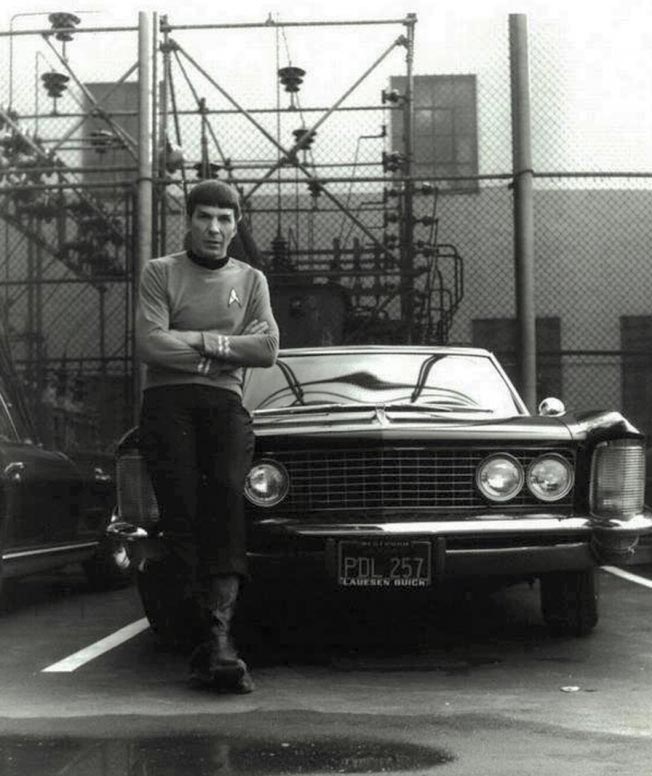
278, 66, 306, 93
307, 180, 322, 199
160, 141, 185, 173
415, 240, 435, 258
292, 128, 316, 149
41, 71, 69, 99
414, 215, 435, 227
383, 211, 399, 227
193, 161, 222, 179
381, 88, 403, 105
420, 183, 435, 196
384, 232, 398, 248
48, 12, 81, 41
90, 129, 113, 153
383, 187, 400, 203
381, 151, 404, 173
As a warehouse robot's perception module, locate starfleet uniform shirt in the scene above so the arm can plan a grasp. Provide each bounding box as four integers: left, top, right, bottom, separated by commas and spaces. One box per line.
136, 252, 279, 398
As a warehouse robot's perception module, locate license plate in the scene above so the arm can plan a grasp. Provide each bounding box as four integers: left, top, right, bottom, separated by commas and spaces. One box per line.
337, 539, 432, 588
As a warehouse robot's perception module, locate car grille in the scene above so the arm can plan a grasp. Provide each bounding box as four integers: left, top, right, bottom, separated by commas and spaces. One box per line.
268, 447, 575, 513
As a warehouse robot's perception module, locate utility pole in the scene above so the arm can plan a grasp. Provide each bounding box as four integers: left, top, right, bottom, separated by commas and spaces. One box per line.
509, 13, 537, 412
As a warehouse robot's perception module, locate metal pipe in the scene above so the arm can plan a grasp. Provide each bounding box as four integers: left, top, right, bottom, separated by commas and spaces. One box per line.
0, 182, 135, 192
0, 17, 409, 38
135, 11, 153, 413
163, 173, 515, 185
161, 17, 411, 32
17, 104, 392, 119
166, 47, 188, 203
35, 234, 44, 395
151, 12, 160, 257
0, 277, 127, 286
509, 13, 537, 411
0, 165, 138, 174
158, 14, 170, 256
400, 13, 417, 341
0, 25, 138, 37
26, 217, 35, 386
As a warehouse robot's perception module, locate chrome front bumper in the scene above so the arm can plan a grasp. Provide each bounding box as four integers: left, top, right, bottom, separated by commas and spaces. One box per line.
253, 511, 652, 538
110, 510, 652, 578
249, 510, 652, 572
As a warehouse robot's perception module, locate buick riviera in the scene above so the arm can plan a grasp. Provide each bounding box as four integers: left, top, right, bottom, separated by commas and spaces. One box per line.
114, 346, 652, 641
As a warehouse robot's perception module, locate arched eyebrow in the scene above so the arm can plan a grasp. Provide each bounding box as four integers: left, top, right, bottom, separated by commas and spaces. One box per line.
194, 207, 235, 220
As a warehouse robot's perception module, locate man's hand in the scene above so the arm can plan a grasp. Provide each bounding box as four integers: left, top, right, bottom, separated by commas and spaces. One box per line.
197, 355, 229, 376
242, 319, 270, 336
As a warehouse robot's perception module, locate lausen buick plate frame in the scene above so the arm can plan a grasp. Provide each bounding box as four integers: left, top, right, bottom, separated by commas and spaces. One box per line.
337, 538, 432, 588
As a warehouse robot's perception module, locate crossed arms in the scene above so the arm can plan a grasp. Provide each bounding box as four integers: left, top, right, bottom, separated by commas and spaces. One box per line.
136, 261, 279, 376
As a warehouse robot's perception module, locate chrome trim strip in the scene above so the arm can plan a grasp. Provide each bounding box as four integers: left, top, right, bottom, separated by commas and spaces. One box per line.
445, 543, 587, 556
3, 541, 99, 562
260, 517, 593, 536
591, 513, 652, 533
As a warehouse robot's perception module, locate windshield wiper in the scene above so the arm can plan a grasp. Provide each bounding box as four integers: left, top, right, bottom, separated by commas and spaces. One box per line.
276, 359, 305, 405
410, 355, 442, 402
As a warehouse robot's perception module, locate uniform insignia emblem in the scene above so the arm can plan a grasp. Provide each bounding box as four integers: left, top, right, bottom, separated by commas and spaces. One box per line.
228, 288, 241, 307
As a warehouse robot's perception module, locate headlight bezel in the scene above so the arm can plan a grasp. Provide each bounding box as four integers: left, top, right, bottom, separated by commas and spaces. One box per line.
475, 453, 525, 503
526, 453, 574, 502
244, 458, 290, 508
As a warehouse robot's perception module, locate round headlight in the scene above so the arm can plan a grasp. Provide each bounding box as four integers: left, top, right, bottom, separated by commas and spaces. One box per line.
527, 454, 573, 502
244, 459, 289, 507
476, 454, 524, 502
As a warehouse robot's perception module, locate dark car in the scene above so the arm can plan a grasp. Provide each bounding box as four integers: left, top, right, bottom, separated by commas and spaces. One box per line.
0, 388, 132, 596
115, 345, 652, 641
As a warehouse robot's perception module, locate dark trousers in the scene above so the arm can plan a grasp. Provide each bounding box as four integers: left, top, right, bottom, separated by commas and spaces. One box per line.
139, 384, 255, 581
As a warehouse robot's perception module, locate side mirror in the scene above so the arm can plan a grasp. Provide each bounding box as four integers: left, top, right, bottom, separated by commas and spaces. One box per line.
538, 397, 565, 417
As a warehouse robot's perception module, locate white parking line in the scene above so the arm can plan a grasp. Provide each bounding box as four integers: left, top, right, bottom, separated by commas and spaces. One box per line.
42, 618, 150, 673
602, 566, 652, 590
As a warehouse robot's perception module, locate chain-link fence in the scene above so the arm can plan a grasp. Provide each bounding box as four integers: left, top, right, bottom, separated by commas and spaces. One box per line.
1, 10, 652, 449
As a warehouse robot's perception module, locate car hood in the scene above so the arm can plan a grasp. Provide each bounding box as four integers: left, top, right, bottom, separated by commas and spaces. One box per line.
115, 407, 642, 454
251, 405, 565, 443
250, 405, 642, 445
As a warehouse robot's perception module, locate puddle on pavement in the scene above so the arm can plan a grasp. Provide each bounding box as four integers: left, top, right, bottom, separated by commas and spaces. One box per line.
331, 652, 502, 674
0, 735, 454, 775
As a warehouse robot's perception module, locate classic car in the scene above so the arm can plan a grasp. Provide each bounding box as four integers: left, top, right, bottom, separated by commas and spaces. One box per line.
114, 345, 652, 642
0, 388, 131, 596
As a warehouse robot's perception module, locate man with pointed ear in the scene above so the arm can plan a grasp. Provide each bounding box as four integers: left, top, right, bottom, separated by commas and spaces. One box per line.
136, 180, 279, 693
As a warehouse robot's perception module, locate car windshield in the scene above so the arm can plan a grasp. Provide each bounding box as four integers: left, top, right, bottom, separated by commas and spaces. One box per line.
243, 352, 523, 416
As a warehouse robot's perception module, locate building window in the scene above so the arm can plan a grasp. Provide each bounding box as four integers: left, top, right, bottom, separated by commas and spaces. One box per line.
390, 74, 478, 193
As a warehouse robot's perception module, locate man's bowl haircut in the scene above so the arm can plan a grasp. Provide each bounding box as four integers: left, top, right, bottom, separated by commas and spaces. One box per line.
186, 180, 242, 221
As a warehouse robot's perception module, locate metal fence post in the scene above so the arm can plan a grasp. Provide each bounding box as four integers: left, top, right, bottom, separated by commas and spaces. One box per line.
134, 10, 153, 421
509, 13, 537, 411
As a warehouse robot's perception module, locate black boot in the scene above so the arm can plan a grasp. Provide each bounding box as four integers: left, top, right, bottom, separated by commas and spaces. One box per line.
189, 574, 254, 693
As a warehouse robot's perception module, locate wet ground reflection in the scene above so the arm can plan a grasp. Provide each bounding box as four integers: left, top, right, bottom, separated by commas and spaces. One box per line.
0, 735, 453, 775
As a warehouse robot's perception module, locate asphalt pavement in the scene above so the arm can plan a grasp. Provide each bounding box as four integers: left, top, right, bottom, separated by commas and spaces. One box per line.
0, 564, 651, 775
